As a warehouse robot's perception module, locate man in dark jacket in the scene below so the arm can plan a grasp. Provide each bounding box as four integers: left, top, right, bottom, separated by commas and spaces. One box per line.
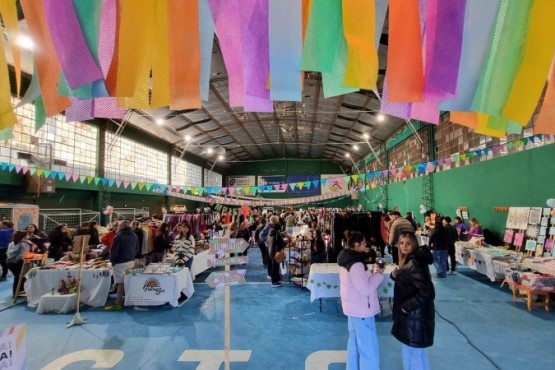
105, 220, 139, 311
443, 217, 458, 274
0, 221, 15, 281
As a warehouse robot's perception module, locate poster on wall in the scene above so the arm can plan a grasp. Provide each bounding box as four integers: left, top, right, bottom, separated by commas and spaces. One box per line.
12, 206, 39, 231
528, 207, 542, 225
321, 174, 346, 196
286, 174, 320, 195
258, 175, 285, 192
227, 176, 255, 188
506, 207, 531, 230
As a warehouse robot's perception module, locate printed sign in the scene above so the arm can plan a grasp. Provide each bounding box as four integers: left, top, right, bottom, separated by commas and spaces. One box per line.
125, 275, 174, 304
227, 176, 255, 187
321, 174, 345, 196
0, 325, 26, 370
258, 175, 285, 192
208, 256, 249, 268
208, 239, 249, 255
206, 270, 247, 288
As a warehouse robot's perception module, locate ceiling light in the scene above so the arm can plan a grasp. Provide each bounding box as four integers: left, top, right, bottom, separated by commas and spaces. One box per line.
218, 155, 225, 161
353, 145, 359, 151
363, 133, 370, 139
345, 153, 351, 158
15, 35, 34, 51
184, 135, 192, 142
156, 118, 164, 125
377, 113, 385, 122
207, 148, 214, 154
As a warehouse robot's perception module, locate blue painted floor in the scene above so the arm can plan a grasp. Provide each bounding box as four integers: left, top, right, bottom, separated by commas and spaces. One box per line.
1, 247, 554, 370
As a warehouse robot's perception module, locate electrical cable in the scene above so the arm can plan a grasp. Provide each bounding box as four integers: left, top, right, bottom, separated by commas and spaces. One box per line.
434, 308, 502, 370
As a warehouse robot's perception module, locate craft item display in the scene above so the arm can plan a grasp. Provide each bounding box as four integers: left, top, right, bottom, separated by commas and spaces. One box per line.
143, 263, 172, 274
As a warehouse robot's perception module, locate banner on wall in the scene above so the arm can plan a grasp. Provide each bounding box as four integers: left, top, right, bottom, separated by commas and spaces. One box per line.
258, 175, 285, 192
321, 174, 346, 195
227, 176, 255, 188
286, 174, 319, 195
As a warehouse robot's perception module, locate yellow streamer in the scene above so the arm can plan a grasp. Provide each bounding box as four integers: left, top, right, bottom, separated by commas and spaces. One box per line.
342, 0, 378, 90
115, 0, 151, 98
150, 0, 170, 108
474, 113, 505, 138
502, 0, 555, 126
0, 0, 21, 96
0, 20, 17, 129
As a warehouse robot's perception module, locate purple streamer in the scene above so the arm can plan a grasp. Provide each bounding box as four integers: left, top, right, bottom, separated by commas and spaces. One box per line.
425, 0, 466, 97
66, 98, 94, 122
243, 0, 273, 112
43, 0, 103, 90
94, 98, 126, 119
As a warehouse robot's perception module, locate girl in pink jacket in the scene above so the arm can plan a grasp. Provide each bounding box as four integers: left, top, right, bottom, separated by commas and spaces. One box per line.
338, 231, 385, 370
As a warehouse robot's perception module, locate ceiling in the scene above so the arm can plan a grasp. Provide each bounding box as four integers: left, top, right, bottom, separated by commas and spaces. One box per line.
6, 6, 409, 172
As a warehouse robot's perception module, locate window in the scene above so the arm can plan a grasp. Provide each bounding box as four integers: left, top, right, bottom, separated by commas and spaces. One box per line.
204, 168, 222, 187
0, 98, 98, 176
105, 132, 168, 183
171, 156, 202, 187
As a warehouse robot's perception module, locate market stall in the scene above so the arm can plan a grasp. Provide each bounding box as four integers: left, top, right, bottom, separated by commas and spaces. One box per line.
306, 263, 396, 309
522, 257, 555, 276
455, 242, 516, 282
25, 261, 112, 309
124, 267, 194, 307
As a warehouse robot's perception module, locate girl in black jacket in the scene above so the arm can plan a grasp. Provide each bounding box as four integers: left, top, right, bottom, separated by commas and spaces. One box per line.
391, 232, 435, 370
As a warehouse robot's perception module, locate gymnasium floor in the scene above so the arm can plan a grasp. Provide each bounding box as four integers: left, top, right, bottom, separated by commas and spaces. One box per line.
1, 248, 553, 370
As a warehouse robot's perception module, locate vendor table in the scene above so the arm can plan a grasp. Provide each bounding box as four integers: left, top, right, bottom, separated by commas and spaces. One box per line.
306, 263, 396, 306
124, 267, 194, 307
522, 258, 555, 276
191, 249, 213, 278
455, 243, 515, 282
25, 267, 112, 308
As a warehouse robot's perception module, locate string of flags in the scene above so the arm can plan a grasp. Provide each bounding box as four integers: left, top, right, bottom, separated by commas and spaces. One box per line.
0, 134, 546, 203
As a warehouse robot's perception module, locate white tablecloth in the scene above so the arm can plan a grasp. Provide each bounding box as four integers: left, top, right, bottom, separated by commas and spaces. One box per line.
36, 293, 78, 314
522, 258, 555, 275
306, 263, 396, 303
191, 249, 214, 278
25, 268, 112, 308
124, 267, 194, 307
455, 243, 515, 282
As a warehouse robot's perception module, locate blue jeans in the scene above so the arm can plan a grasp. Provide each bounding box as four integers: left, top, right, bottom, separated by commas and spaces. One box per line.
402, 344, 429, 370
433, 249, 448, 276
347, 316, 380, 370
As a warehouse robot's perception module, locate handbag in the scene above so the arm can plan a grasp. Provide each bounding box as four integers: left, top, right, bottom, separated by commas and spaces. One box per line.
275, 249, 286, 263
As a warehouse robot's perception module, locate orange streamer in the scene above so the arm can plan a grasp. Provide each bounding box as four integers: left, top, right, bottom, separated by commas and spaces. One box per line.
20, 0, 70, 117
449, 111, 478, 129
535, 58, 555, 135
167, 0, 200, 110
387, 0, 424, 102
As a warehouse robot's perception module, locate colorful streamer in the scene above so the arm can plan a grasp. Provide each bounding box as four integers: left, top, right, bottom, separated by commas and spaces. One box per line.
502, 0, 555, 126
535, 58, 555, 135
20, 0, 71, 117
199, 0, 215, 102
474, 113, 505, 138
439, 0, 500, 111
168, 0, 201, 109
0, 0, 21, 96
0, 26, 17, 130
43, 0, 103, 90
149, 0, 171, 108
471, 0, 534, 117
342, 0, 378, 90
386, 0, 424, 102
269, 0, 303, 101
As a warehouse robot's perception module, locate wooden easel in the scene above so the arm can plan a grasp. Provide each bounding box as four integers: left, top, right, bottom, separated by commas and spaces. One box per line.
514, 230, 525, 253
13, 253, 48, 303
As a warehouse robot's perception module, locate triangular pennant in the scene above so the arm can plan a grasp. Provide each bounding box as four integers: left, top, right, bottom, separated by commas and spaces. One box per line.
15, 165, 22, 173
444, 157, 452, 165
229, 187, 236, 195
116, 180, 122, 188
289, 183, 296, 190
343, 176, 350, 184
36, 168, 44, 176
50, 171, 58, 179
131, 182, 138, 190
146, 183, 152, 191
522, 138, 529, 146
460, 153, 467, 161
123, 181, 130, 189
390, 168, 397, 176
29, 168, 36, 176
452, 154, 459, 162
367, 172, 374, 180
281, 184, 288, 190
101, 178, 108, 186
312, 180, 319, 188
514, 140, 522, 147
359, 174, 366, 181
304, 181, 311, 189
437, 159, 444, 166
109, 179, 116, 187
382, 169, 389, 177
375, 171, 381, 178
63, 173, 71, 181
8, 164, 15, 172
351, 174, 359, 182
320, 178, 327, 186
22, 167, 29, 175
87, 176, 93, 184
94, 177, 101, 185
72, 174, 79, 182
274, 184, 281, 191
0, 163, 7, 171
138, 182, 145, 190
483, 148, 489, 156
58, 172, 65, 180
296, 182, 304, 189
43, 170, 51, 178
79, 176, 86, 184
468, 152, 475, 159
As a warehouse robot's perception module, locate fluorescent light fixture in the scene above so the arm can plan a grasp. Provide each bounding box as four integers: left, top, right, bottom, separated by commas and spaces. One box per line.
156, 118, 164, 125
218, 155, 225, 161
184, 135, 192, 142
363, 133, 370, 139
377, 113, 385, 122
353, 145, 359, 151
207, 148, 214, 154
345, 153, 350, 158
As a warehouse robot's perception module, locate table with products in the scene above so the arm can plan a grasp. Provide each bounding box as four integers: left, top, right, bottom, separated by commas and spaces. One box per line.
522, 257, 555, 276
455, 242, 516, 282
306, 263, 396, 312
191, 249, 214, 278
124, 267, 194, 307
25, 261, 112, 309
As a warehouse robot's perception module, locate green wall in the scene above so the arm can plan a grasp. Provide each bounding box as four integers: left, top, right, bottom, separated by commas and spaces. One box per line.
373, 144, 555, 236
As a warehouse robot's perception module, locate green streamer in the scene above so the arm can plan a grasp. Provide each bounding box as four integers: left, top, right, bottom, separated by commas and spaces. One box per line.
507, 121, 523, 134
34, 96, 47, 132
487, 115, 509, 131
472, 0, 534, 117
0, 129, 13, 141
322, 30, 358, 98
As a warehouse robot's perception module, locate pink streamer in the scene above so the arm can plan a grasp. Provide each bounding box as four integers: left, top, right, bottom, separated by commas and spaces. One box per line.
65, 98, 94, 122
43, 0, 103, 90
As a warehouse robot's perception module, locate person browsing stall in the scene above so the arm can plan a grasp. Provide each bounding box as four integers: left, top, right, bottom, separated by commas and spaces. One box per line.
337, 231, 385, 370
6, 230, 37, 297
48, 224, 73, 261
105, 220, 139, 311
0, 221, 15, 282
391, 232, 435, 370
